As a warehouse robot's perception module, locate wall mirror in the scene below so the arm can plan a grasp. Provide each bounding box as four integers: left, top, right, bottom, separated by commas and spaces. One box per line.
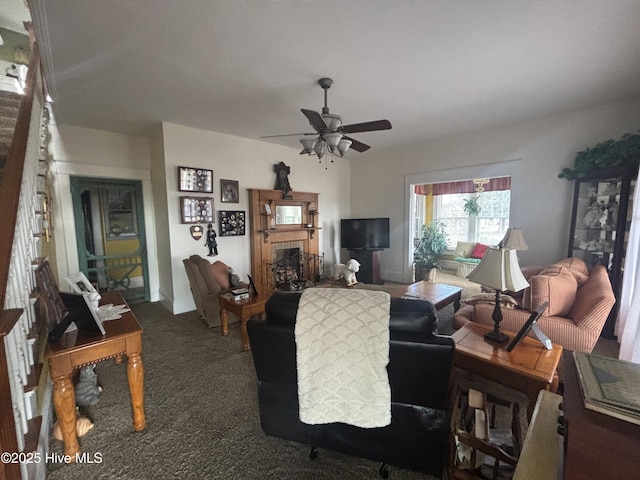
275, 205, 302, 225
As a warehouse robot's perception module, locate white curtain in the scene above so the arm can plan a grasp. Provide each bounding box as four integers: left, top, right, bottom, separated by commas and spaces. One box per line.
616, 168, 640, 363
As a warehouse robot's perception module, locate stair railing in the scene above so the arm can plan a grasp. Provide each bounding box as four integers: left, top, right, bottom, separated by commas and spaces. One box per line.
0, 44, 49, 480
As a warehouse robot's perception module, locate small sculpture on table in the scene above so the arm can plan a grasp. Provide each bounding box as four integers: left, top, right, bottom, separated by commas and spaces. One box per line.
334, 259, 361, 287
206, 223, 218, 256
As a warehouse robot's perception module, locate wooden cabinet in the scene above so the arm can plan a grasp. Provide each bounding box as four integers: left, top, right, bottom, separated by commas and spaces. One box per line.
561, 352, 640, 479
567, 163, 638, 338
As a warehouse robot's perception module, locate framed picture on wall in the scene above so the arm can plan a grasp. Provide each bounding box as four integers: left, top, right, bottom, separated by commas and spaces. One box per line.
219, 210, 245, 236
178, 166, 213, 193
180, 197, 214, 224
220, 179, 239, 203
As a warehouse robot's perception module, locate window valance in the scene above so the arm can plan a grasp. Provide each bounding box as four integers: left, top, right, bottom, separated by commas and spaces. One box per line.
414, 176, 511, 195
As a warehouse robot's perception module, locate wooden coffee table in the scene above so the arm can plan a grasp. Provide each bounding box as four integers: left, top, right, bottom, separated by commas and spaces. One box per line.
395, 281, 463, 311
219, 292, 271, 351
452, 322, 563, 418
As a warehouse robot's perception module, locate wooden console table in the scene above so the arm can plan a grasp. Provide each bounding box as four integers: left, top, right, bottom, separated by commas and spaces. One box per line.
452, 322, 562, 418
44, 292, 145, 458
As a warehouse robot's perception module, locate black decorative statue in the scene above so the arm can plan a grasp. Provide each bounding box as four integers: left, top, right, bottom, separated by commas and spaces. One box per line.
206, 223, 218, 256
274, 162, 292, 199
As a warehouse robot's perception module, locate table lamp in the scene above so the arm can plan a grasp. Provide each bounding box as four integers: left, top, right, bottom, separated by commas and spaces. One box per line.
499, 228, 529, 250
466, 247, 529, 343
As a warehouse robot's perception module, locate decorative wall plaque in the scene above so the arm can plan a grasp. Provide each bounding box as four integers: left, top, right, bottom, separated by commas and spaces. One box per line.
178, 166, 213, 193
219, 210, 245, 236
180, 197, 214, 224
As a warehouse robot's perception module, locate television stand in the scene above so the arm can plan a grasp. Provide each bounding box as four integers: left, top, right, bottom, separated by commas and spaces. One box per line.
348, 249, 383, 285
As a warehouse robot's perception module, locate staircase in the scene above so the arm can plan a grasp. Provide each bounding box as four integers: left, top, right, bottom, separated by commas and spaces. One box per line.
0, 45, 53, 480
0, 91, 21, 184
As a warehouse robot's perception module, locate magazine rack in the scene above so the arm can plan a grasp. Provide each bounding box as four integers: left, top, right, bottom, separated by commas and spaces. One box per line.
449, 386, 522, 480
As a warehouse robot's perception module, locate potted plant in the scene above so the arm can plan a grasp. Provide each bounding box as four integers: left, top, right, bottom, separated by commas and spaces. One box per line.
463, 196, 481, 216
414, 221, 449, 282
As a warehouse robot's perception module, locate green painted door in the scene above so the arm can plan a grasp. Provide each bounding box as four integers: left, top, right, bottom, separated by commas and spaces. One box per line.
70, 177, 150, 303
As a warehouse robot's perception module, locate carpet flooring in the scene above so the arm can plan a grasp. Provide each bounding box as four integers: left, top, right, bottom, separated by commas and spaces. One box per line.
44, 276, 530, 480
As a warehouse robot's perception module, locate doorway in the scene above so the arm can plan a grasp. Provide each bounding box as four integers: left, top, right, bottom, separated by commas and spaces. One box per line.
70, 177, 150, 303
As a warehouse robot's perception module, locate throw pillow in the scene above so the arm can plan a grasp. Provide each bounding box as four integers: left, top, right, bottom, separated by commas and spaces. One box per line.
523, 265, 577, 317
463, 292, 519, 309
554, 257, 590, 286
454, 241, 477, 258
209, 261, 231, 290
471, 242, 489, 259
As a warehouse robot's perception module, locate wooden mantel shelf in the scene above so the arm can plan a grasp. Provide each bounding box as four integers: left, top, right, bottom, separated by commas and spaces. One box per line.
259, 227, 322, 239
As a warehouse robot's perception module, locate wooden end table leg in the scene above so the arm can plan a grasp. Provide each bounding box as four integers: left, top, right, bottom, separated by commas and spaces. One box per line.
127, 352, 146, 431
220, 307, 230, 336
52, 374, 80, 458
240, 315, 250, 351
454, 292, 462, 312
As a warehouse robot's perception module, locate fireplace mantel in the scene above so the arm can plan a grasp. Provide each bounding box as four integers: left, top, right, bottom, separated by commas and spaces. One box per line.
248, 189, 321, 294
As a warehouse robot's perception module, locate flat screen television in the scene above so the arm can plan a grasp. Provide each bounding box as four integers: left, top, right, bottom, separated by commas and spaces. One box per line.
340, 218, 390, 250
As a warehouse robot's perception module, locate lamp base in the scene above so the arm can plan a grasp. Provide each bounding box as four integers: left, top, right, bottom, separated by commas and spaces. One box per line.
484, 329, 509, 344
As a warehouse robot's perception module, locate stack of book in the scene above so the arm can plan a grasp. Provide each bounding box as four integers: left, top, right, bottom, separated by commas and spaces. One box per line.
230, 287, 250, 301
573, 351, 640, 425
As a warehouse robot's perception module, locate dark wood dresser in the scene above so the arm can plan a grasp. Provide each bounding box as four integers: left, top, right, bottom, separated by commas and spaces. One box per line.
561, 351, 640, 479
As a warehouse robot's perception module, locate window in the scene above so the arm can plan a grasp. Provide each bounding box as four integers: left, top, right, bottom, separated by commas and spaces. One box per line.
102, 186, 139, 239
434, 190, 510, 248
412, 177, 511, 250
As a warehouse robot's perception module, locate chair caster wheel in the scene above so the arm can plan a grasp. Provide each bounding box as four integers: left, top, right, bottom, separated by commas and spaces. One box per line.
309, 446, 318, 460
379, 463, 389, 479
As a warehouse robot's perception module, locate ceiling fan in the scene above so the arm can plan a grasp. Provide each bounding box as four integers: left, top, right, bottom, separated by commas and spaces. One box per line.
260, 77, 392, 159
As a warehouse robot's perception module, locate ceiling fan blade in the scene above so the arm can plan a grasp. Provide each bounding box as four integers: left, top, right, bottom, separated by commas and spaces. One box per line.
344, 136, 370, 153
260, 132, 317, 138
340, 119, 392, 134
301, 108, 327, 132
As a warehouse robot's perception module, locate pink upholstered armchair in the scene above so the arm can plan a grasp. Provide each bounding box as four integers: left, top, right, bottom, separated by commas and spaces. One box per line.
453, 258, 616, 353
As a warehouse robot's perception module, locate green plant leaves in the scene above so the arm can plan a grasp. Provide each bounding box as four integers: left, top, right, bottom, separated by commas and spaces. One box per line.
559, 129, 640, 180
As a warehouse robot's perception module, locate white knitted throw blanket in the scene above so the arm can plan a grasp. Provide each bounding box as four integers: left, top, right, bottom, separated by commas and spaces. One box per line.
295, 288, 391, 428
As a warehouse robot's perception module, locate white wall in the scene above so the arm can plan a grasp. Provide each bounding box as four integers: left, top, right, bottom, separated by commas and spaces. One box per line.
48, 123, 161, 300
48, 121, 350, 315
350, 97, 640, 283
161, 122, 350, 314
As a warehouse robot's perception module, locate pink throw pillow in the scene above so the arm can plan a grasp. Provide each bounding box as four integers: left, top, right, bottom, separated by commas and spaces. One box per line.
209, 261, 231, 290
522, 265, 577, 316
553, 257, 590, 286
471, 243, 489, 259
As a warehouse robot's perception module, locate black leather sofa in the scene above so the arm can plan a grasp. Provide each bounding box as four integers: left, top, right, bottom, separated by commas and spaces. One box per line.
247, 291, 455, 476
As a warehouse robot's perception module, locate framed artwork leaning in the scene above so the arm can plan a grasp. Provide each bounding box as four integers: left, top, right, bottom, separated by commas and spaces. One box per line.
220, 179, 239, 203
219, 210, 246, 236
178, 166, 213, 193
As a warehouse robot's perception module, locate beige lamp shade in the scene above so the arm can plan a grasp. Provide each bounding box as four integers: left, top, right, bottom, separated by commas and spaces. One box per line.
466, 247, 529, 292
500, 228, 529, 250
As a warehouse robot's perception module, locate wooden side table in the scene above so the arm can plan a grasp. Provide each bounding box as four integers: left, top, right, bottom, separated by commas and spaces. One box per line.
44, 292, 146, 458
452, 322, 563, 418
219, 293, 271, 351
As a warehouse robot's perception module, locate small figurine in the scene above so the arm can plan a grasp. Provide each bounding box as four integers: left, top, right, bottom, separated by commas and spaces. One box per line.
206, 223, 218, 256
334, 259, 361, 286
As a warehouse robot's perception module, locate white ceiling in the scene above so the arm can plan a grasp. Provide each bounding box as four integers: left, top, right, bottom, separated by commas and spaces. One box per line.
19, 0, 640, 153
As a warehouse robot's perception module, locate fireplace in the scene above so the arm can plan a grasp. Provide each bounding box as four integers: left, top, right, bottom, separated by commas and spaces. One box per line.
267, 243, 324, 291
248, 189, 322, 295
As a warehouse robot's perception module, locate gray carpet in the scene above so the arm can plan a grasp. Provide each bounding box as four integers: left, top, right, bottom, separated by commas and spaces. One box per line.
46, 278, 529, 480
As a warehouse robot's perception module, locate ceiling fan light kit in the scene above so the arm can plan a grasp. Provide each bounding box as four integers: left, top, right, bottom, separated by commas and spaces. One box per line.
263, 77, 392, 167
